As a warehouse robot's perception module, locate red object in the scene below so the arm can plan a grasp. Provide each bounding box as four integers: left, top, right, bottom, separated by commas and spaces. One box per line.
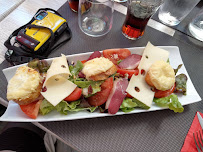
118, 54, 142, 70
126, 93, 133, 98
64, 87, 82, 102
122, 8, 151, 39
117, 68, 139, 78
87, 77, 113, 106
20, 100, 42, 119
78, 71, 85, 78
103, 49, 131, 65
68, 0, 79, 12
154, 84, 176, 98
87, 51, 101, 61
81, 60, 86, 64
106, 78, 128, 114
181, 112, 203, 152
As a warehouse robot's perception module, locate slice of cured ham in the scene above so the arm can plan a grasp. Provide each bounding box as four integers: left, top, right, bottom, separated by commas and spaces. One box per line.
105, 78, 128, 114
118, 54, 142, 70
87, 51, 101, 61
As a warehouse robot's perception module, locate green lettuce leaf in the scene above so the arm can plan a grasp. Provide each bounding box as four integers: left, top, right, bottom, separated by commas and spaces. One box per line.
74, 79, 103, 97
120, 98, 137, 112
153, 96, 171, 107
175, 74, 187, 95
74, 79, 103, 88
120, 98, 138, 108
28, 59, 50, 73
42, 100, 98, 115
70, 60, 84, 76
120, 97, 150, 113
153, 94, 184, 113
132, 98, 150, 109
174, 64, 183, 75
117, 60, 123, 64
55, 100, 73, 115
39, 99, 55, 115
168, 94, 184, 113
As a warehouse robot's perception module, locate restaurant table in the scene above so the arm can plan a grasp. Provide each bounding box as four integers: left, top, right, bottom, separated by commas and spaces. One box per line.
0, 1, 203, 152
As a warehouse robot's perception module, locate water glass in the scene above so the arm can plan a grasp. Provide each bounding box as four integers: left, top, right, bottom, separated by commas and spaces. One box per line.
158, 0, 200, 26
78, 0, 114, 37
189, 10, 203, 42
122, 0, 163, 40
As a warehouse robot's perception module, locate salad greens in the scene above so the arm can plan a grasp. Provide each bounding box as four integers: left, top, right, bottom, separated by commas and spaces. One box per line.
28, 59, 50, 73
40, 99, 97, 115
175, 74, 187, 95
174, 64, 183, 75
69, 60, 84, 79
153, 94, 184, 113
120, 98, 150, 113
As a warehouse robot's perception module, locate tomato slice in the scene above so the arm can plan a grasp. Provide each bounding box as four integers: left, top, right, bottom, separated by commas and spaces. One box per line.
117, 68, 139, 78
20, 100, 42, 119
64, 87, 82, 102
154, 84, 176, 98
103, 49, 131, 64
87, 77, 113, 106
81, 60, 86, 64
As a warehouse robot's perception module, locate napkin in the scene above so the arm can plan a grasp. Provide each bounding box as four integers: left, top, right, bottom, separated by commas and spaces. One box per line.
181, 111, 203, 152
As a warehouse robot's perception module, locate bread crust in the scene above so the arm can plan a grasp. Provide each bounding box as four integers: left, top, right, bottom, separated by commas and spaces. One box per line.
7, 66, 43, 105
13, 83, 43, 105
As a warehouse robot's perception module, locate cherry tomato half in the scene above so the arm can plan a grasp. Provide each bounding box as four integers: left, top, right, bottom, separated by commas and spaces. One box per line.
64, 87, 82, 102
87, 77, 113, 106
154, 84, 176, 98
117, 68, 139, 78
103, 49, 131, 65
20, 100, 42, 119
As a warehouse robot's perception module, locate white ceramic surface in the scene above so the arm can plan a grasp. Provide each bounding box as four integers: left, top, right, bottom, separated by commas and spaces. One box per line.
0, 46, 201, 122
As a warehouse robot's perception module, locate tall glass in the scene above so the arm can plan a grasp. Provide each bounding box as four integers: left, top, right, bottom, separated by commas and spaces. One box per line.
158, 0, 200, 26
78, 0, 114, 37
68, 0, 79, 12
122, 0, 163, 40
189, 10, 203, 42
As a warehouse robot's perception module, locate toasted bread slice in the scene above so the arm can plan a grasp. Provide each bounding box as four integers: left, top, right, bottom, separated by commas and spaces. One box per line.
7, 66, 42, 105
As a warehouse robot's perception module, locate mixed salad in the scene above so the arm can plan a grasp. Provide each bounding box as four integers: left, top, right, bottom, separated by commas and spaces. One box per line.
13, 46, 187, 119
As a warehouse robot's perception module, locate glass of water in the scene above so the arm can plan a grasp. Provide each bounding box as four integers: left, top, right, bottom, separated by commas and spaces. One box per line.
189, 10, 203, 42
158, 0, 200, 26
78, 0, 114, 37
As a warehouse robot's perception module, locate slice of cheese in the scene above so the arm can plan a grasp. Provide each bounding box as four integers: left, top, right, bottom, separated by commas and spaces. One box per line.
41, 75, 77, 106
126, 42, 169, 108
126, 74, 154, 108
44, 54, 71, 86
138, 42, 169, 72
41, 54, 76, 106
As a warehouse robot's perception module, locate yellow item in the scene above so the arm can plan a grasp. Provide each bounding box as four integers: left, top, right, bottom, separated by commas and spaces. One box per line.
25, 11, 66, 51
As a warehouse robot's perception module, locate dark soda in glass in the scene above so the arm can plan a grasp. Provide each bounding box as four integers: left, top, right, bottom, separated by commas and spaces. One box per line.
68, 0, 79, 12
122, 1, 159, 40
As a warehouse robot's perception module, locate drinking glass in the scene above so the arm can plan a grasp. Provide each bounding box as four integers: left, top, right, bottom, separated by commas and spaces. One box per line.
122, 0, 163, 40
78, 0, 114, 37
68, 0, 79, 12
189, 10, 203, 42
158, 0, 200, 26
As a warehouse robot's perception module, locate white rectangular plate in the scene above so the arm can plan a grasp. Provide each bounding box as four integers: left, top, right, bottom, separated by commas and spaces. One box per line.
0, 46, 201, 122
